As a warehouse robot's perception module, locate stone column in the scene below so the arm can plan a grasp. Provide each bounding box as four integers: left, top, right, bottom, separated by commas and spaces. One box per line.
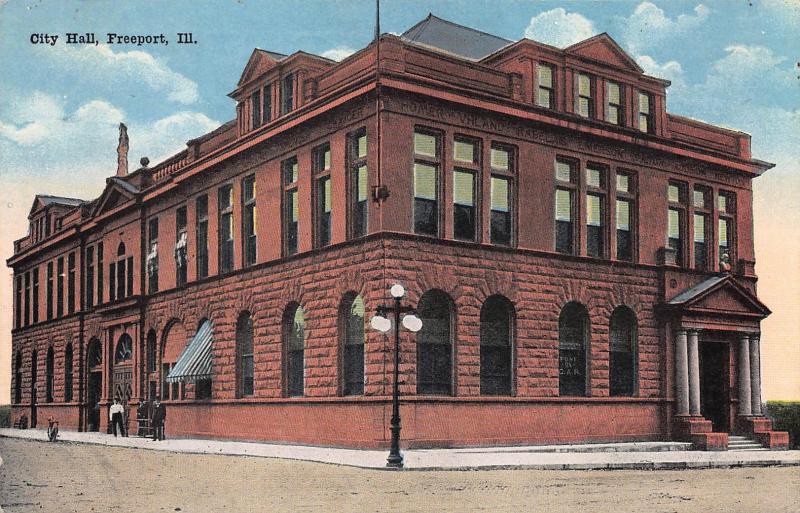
688, 330, 701, 416
675, 329, 690, 416
738, 333, 752, 416
750, 334, 762, 416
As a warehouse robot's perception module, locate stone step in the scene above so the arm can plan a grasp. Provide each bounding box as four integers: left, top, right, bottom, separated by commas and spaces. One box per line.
727, 435, 767, 451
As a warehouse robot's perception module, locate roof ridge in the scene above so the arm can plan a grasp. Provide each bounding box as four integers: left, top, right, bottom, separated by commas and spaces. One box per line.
425, 13, 512, 43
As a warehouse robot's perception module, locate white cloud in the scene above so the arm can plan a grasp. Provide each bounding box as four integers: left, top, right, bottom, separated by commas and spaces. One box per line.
523, 8, 596, 48
44, 44, 199, 104
636, 55, 686, 90
0, 92, 219, 179
320, 46, 356, 62
620, 2, 710, 54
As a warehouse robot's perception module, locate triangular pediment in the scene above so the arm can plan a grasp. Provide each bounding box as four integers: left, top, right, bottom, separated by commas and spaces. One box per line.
667, 275, 770, 318
238, 49, 282, 87
565, 33, 643, 73
91, 179, 137, 218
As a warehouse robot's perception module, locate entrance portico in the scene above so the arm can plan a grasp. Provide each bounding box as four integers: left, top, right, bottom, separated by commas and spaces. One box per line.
664, 275, 787, 450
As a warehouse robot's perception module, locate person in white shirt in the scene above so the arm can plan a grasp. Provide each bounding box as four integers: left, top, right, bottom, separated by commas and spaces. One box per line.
109, 399, 125, 437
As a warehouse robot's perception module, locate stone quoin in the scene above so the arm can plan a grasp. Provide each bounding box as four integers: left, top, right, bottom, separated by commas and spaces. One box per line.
7, 14, 788, 450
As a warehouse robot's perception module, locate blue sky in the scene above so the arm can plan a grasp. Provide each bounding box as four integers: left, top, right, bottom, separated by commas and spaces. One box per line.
0, 0, 798, 401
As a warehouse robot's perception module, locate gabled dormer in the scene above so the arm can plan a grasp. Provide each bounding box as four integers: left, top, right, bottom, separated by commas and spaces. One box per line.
229, 48, 334, 137
90, 176, 140, 220
26, 195, 83, 245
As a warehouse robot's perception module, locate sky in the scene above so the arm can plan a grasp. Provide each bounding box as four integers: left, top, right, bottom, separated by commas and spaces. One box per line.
0, 0, 797, 404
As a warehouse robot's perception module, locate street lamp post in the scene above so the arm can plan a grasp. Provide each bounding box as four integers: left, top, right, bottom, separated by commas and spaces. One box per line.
370, 283, 422, 468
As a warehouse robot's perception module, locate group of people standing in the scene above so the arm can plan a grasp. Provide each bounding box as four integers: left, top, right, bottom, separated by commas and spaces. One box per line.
109, 398, 166, 440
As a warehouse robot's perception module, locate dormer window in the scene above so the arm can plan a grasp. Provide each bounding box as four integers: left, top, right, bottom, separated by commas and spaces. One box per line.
575, 73, 594, 118
280, 74, 294, 116
251, 89, 262, 129
638, 92, 654, 133
536, 63, 555, 109
263, 83, 272, 123
606, 81, 622, 125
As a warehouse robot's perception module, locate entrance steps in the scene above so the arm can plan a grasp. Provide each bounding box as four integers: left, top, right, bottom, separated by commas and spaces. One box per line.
728, 435, 768, 451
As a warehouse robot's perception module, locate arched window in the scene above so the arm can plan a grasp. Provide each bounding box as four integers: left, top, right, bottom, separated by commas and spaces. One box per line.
284, 304, 306, 397
14, 352, 22, 404
559, 302, 590, 396
45, 347, 54, 403
341, 294, 365, 396
480, 295, 514, 395
87, 338, 102, 369
610, 306, 637, 396
117, 242, 126, 256
64, 344, 73, 402
236, 312, 254, 397
115, 334, 133, 364
146, 329, 157, 373
416, 290, 453, 395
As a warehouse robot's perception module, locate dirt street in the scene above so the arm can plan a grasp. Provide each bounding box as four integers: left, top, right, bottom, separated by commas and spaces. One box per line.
1, 438, 798, 513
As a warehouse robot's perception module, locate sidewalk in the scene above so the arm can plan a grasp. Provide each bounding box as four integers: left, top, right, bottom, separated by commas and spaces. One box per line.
1, 428, 798, 471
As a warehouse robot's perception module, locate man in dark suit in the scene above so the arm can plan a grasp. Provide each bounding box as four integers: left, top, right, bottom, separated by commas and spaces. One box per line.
151, 399, 166, 441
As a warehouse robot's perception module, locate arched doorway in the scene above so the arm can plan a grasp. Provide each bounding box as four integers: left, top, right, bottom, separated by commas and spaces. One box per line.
86, 338, 103, 431
112, 333, 133, 410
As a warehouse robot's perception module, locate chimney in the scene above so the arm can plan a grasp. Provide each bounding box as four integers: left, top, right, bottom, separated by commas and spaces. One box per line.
116, 123, 129, 177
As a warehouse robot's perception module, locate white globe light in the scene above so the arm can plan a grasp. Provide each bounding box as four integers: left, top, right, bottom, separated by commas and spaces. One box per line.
370, 315, 392, 333
390, 283, 405, 298
402, 314, 423, 332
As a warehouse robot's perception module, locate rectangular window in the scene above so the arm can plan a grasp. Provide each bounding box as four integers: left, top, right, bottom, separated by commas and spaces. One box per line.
263, 84, 272, 123
67, 252, 75, 314
126, 256, 133, 297
638, 92, 654, 133
347, 129, 368, 238
116, 257, 125, 300
175, 206, 188, 285
718, 191, 736, 268
586, 166, 606, 258
313, 145, 332, 248
693, 186, 711, 270
24, 272, 30, 326
280, 74, 294, 115
453, 170, 476, 241
576, 73, 593, 118
86, 246, 94, 308
667, 182, 687, 267
97, 242, 104, 304
196, 195, 209, 279
537, 63, 555, 109
109, 262, 116, 302
316, 177, 332, 247
46, 262, 53, 320
15, 275, 22, 329
251, 89, 261, 129
615, 171, 635, 262
147, 218, 159, 294
413, 130, 440, 236
242, 175, 257, 266
32, 268, 39, 324
490, 176, 511, 245
56, 257, 64, 317
453, 139, 476, 164
218, 184, 234, 273
283, 157, 299, 256
555, 160, 576, 254
606, 81, 622, 125
694, 213, 708, 270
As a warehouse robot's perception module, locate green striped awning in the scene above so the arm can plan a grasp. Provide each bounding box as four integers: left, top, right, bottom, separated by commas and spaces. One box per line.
166, 321, 213, 383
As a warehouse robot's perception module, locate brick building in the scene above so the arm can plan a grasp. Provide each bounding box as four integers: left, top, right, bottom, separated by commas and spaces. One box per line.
7, 15, 788, 449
